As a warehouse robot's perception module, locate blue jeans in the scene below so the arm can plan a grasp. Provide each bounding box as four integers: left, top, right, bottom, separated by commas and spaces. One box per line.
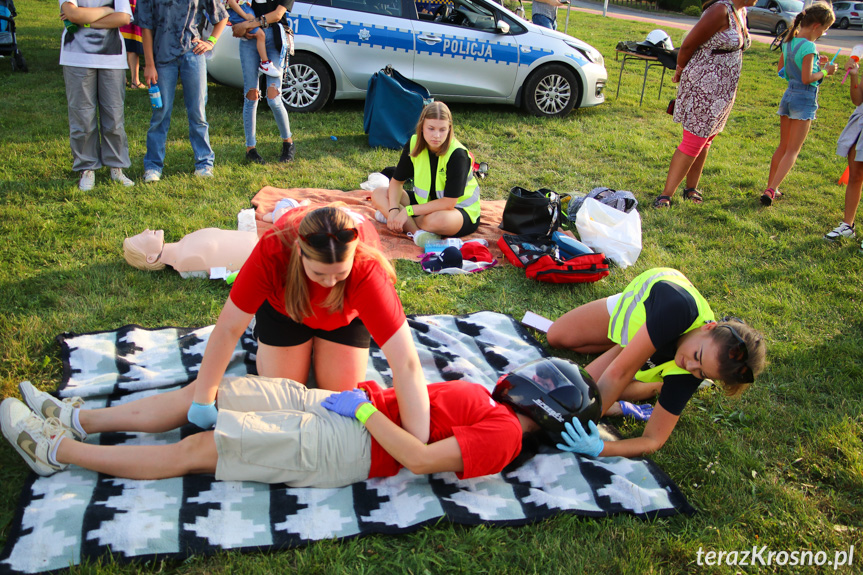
144, 50, 214, 173
532, 13, 556, 30
240, 27, 291, 148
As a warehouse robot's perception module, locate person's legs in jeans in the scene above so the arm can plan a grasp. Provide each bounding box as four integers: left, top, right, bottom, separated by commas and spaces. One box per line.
264, 30, 291, 143
64, 66, 101, 172
532, 13, 556, 30
97, 67, 131, 169
144, 59, 180, 174
179, 51, 214, 170
239, 36, 261, 150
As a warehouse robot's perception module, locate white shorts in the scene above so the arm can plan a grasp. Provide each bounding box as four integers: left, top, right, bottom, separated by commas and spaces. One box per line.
606, 293, 622, 316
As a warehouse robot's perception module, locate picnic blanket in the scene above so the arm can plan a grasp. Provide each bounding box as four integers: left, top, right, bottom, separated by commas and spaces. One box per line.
249, 187, 510, 262
0, 312, 693, 575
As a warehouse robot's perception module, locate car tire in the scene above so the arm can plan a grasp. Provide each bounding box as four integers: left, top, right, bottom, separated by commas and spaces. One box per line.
523, 64, 581, 117
839, 17, 850, 29
281, 53, 332, 113
774, 21, 787, 36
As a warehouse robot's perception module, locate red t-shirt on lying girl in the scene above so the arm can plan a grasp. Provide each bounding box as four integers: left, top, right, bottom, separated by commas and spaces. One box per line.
359, 380, 524, 480
229, 205, 405, 347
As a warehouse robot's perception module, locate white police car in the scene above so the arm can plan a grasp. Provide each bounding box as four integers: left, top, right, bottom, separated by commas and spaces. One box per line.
207, 0, 606, 117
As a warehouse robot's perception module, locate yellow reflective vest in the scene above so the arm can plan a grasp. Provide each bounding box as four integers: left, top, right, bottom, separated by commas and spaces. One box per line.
607, 268, 715, 382
409, 135, 481, 224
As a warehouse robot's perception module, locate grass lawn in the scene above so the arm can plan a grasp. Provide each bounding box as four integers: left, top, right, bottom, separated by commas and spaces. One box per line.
1, 2, 861, 574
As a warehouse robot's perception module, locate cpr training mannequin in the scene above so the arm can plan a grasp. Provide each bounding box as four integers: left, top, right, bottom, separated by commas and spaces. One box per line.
123, 228, 259, 278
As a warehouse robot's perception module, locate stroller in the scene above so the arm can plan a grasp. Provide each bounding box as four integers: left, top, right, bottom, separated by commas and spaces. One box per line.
0, 0, 27, 72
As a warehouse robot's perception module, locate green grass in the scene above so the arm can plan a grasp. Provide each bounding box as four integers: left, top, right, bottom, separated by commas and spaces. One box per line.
1, 3, 862, 574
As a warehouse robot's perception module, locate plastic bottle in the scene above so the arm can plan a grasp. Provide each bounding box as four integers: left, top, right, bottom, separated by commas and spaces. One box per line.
63, 19, 79, 34
424, 237, 463, 253
842, 45, 863, 84
148, 85, 163, 109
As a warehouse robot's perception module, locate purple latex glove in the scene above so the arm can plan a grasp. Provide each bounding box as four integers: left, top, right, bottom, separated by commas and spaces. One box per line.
321, 389, 370, 419
619, 401, 653, 422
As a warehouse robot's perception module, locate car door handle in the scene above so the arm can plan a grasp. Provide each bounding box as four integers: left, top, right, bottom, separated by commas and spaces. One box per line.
418, 33, 442, 44
317, 20, 343, 31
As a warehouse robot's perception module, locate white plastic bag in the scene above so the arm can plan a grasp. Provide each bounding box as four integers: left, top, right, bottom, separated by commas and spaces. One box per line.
574, 198, 642, 268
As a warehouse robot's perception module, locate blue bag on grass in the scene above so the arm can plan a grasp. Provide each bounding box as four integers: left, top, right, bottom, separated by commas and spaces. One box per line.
364, 65, 432, 149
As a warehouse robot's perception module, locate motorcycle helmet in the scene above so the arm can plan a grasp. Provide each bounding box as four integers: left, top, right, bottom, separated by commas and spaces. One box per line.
643, 29, 674, 51
492, 358, 602, 439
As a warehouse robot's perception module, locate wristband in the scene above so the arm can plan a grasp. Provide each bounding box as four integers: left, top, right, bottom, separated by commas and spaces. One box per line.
405, 205, 415, 217
389, 207, 400, 212
208, 35, 217, 44
259, 16, 269, 28
355, 403, 378, 424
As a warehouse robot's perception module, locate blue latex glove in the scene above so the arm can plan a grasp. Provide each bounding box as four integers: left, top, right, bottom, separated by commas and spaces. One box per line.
556, 419, 604, 457
321, 389, 370, 419
187, 401, 218, 430
619, 401, 653, 422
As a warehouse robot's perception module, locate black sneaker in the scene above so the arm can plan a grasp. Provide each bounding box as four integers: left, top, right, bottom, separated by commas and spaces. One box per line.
280, 142, 296, 163
245, 148, 266, 165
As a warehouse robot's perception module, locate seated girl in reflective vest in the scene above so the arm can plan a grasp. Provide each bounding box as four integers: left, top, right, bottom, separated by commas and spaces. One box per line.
371, 101, 481, 247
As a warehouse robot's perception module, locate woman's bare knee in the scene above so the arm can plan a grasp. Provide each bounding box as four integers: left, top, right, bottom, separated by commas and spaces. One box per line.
246, 89, 259, 101
267, 86, 280, 100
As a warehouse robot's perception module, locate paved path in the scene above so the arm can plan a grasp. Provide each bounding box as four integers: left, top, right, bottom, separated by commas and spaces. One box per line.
562, 0, 860, 54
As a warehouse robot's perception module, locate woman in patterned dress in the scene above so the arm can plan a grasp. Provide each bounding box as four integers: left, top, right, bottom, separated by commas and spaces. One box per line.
654, 0, 756, 207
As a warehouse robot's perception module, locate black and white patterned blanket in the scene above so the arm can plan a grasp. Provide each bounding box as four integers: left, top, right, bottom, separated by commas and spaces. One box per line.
0, 312, 693, 574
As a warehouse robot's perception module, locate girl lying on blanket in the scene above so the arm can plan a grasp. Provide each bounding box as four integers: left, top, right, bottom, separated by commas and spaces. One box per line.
547, 267, 767, 459
2, 359, 601, 485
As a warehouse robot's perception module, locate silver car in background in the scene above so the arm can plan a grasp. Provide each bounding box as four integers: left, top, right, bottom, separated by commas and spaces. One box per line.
746, 0, 803, 36
832, 1, 863, 29
206, 0, 607, 117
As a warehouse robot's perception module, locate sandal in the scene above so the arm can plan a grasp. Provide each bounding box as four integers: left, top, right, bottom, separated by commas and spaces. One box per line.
653, 194, 672, 208
682, 187, 703, 204
760, 188, 782, 206
130, 81, 146, 89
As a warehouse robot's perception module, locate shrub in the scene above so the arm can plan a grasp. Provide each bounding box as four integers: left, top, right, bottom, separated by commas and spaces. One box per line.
683, 4, 702, 16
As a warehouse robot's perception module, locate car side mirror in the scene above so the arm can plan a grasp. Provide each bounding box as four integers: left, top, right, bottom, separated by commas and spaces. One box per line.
497, 19, 510, 33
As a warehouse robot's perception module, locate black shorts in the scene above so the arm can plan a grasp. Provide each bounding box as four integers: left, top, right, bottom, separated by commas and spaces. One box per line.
254, 300, 371, 349
407, 191, 480, 238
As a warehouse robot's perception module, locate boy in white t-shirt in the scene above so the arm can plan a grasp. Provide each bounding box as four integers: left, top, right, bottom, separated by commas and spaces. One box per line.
226, 0, 280, 77
60, 0, 134, 191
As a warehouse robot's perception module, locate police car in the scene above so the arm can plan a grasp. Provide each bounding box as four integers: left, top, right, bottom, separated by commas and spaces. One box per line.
207, 0, 607, 117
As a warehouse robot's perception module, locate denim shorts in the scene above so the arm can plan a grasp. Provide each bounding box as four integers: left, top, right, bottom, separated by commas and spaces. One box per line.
777, 86, 818, 121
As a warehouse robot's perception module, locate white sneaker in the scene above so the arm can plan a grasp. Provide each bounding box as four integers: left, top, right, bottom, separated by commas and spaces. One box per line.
410, 229, 442, 248
374, 210, 388, 224
143, 169, 161, 183
19, 381, 87, 441
78, 170, 95, 191
1, 398, 70, 477
259, 61, 282, 78
194, 166, 214, 178
824, 221, 856, 242
110, 167, 134, 187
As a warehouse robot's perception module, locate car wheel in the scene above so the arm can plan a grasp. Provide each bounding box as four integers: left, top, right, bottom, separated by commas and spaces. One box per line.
523, 64, 580, 117
774, 21, 787, 36
281, 53, 332, 113
839, 17, 850, 29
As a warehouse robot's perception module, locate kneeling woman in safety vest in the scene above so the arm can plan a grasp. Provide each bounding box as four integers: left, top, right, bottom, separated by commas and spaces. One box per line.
372, 102, 481, 246
546, 268, 766, 459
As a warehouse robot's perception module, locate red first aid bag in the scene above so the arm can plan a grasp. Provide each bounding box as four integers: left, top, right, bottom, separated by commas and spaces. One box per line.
497, 234, 610, 284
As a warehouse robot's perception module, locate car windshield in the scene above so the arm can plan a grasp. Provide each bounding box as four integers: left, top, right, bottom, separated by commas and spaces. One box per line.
777, 0, 804, 12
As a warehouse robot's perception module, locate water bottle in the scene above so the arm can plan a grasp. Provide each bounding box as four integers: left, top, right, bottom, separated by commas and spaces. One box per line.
424, 237, 463, 253
148, 85, 163, 109
63, 19, 79, 35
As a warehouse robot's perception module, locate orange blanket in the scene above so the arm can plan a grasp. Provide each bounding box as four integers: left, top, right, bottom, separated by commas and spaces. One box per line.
250, 186, 510, 263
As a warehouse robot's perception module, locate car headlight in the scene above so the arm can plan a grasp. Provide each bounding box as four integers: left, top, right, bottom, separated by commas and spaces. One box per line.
566, 40, 604, 67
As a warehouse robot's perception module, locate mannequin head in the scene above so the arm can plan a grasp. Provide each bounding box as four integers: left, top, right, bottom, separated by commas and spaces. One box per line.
123, 229, 167, 271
